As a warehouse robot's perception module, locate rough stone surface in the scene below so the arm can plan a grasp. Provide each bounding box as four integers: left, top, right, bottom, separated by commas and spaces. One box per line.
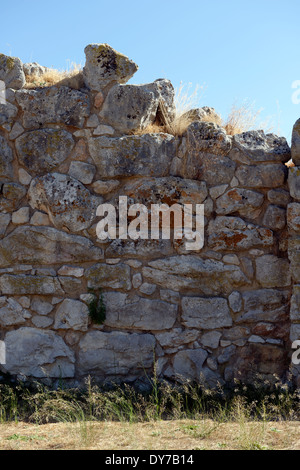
3, 327, 75, 378
78, 330, 155, 377
15, 86, 90, 128
54, 299, 89, 331
291, 119, 300, 165
255, 255, 291, 288
216, 188, 264, 217
88, 133, 176, 178
83, 43, 138, 90
16, 129, 74, 176
262, 205, 286, 230
68, 161, 96, 185
182, 297, 232, 329
0, 297, 31, 326
0, 54, 25, 89
236, 164, 286, 188
85, 263, 131, 290
28, 173, 101, 232
231, 131, 291, 163
0, 135, 13, 179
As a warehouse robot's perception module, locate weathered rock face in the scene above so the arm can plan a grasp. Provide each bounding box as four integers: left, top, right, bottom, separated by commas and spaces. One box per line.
15, 86, 90, 128
83, 43, 138, 90
0, 54, 25, 89
0, 43, 297, 389
88, 133, 176, 178
16, 129, 74, 175
28, 173, 101, 232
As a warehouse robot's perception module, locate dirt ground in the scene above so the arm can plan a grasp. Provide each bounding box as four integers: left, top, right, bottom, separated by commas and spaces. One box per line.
0, 419, 299, 450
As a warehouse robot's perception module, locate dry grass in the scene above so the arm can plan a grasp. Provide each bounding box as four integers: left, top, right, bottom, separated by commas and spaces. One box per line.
0, 419, 299, 450
24, 63, 83, 90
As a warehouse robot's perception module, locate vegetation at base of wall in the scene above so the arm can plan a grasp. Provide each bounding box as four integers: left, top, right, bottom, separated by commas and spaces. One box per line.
86, 289, 106, 325
0, 374, 299, 426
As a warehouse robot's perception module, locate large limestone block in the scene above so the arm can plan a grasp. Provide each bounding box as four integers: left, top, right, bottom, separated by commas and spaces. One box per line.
184, 121, 232, 156
88, 133, 176, 178
142, 255, 249, 294
0, 54, 25, 89
83, 43, 138, 90
28, 173, 101, 232
236, 289, 289, 323
255, 255, 291, 288
0, 274, 63, 295
0, 101, 18, 128
0, 297, 31, 326
104, 292, 178, 330
78, 330, 155, 377
3, 327, 75, 378
15, 86, 90, 128
208, 216, 273, 250
288, 167, 300, 201
99, 79, 175, 133
182, 297, 232, 329
16, 129, 74, 176
236, 164, 287, 188
0, 226, 103, 267
231, 131, 291, 163
0, 182, 26, 213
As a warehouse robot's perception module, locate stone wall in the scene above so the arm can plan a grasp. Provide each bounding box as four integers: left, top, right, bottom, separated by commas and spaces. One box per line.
0, 43, 298, 388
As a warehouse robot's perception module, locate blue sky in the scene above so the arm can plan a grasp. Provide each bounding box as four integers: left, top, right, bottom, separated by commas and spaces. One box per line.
2, 0, 300, 142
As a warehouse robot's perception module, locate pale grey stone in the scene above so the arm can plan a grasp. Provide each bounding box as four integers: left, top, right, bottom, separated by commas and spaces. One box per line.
209, 184, 228, 199
143, 256, 249, 295
0, 101, 18, 127
3, 327, 75, 378
228, 291, 242, 313
182, 297, 232, 329
182, 151, 235, 185
86, 114, 99, 128
287, 203, 300, 232
0, 54, 25, 89
17, 296, 30, 308
184, 121, 232, 156
155, 328, 199, 351
83, 43, 138, 90
171, 349, 208, 382
68, 161, 96, 185
290, 324, 300, 342
104, 293, 177, 331
288, 167, 300, 201
236, 164, 286, 188
223, 254, 240, 265
288, 239, 300, 283
34, 267, 56, 276
28, 173, 102, 232
0, 226, 103, 267
78, 330, 155, 377
139, 283, 156, 295
106, 239, 173, 259
31, 298, 53, 315
0, 135, 13, 179
99, 79, 175, 134
201, 331, 222, 349
262, 205, 286, 230
248, 335, 265, 344
57, 266, 84, 278
18, 168, 31, 185
32, 316, 53, 328
58, 276, 81, 294
0, 298, 31, 326
232, 131, 290, 163
30, 211, 50, 226
255, 255, 291, 288
222, 327, 249, 341
54, 299, 89, 331
125, 260, 143, 268
290, 285, 300, 321
132, 273, 142, 289
15, 86, 90, 128
159, 289, 180, 304
12, 207, 30, 225
93, 125, 115, 136
88, 134, 176, 178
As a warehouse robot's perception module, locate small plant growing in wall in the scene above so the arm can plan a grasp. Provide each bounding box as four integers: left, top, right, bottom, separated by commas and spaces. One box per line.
87, 288, 106, 325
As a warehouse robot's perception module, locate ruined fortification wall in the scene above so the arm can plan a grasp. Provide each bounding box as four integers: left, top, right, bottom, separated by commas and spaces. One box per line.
0, 43, 299, 388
